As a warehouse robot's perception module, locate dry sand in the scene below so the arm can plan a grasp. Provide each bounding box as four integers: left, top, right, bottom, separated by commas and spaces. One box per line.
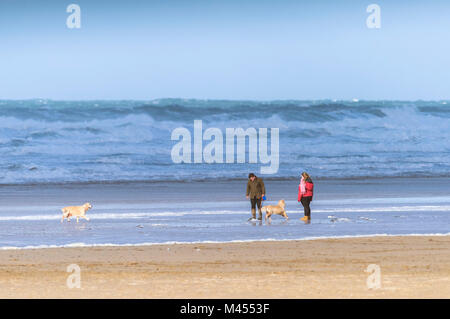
0, 235, 449, 298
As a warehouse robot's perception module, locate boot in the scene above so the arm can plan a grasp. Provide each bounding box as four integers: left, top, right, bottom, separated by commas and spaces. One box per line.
248, 208, 256, 220
258, 208, 263, 220
300, 216, 311, 223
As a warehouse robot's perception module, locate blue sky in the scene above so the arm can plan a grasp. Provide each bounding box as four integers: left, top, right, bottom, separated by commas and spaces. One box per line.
1, 0, 450, 100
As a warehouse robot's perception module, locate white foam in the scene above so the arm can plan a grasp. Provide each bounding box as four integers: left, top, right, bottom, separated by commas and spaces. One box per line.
307, 196, 450, 205
0, 210, 248, 221
1, 233, 449, 250
311, 205, 450, 213
0, 204, 448, 221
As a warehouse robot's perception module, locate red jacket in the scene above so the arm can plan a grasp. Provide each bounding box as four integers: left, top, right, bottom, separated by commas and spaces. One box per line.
298, 179, 314, 201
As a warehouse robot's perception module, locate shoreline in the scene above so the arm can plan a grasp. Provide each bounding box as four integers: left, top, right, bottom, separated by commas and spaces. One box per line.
2, 177, 449, 250
1, 235, 449, 298
1, 177, 449, 205
1, 175, 449, 187
2, 233, 450, 251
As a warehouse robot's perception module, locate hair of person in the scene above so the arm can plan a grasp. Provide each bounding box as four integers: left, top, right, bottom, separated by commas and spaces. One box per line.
248, 173, 256, 179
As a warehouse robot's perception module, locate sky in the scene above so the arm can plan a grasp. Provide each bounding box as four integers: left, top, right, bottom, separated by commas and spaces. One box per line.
1, 0, 450, 100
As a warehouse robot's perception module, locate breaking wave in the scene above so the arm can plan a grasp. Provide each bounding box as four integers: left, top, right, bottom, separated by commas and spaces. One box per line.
0, 99, 449, 183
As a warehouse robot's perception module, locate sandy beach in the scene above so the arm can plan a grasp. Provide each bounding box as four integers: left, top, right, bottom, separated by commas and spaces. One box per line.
2, 0, 450, 303
0, 235, 449, 299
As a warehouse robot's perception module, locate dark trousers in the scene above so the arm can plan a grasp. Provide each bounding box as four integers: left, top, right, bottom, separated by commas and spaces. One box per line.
250, 197, 262, 210
300, 196, 312, 217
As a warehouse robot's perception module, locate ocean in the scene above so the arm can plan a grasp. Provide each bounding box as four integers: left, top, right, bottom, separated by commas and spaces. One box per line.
0, 100, 449, 249
0, 99, 449, 184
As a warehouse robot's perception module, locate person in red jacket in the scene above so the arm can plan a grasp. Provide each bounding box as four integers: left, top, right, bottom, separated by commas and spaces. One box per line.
298, 172, 314, 223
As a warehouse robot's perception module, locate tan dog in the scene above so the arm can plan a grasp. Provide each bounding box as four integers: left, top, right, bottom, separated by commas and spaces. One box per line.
61, 203, 92, 223
262, 199, 287, 221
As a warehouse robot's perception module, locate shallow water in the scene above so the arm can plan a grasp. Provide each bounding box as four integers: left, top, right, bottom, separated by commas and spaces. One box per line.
1, 179, 449, 249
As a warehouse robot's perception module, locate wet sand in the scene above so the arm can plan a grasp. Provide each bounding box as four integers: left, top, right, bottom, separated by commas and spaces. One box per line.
0, 235, 449, 298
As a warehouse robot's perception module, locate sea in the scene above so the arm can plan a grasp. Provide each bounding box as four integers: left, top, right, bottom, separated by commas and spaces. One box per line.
0, 99, 449, 249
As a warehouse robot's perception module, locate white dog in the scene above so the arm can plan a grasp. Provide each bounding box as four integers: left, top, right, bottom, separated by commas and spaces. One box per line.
61, 203, 92, 223
262, 199, 287, 221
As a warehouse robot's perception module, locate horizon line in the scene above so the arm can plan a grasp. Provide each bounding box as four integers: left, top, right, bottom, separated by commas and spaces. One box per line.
1, 97, 449, 102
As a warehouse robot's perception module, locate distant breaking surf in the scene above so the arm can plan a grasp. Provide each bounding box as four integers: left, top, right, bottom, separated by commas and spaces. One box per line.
0, 99, 449, 184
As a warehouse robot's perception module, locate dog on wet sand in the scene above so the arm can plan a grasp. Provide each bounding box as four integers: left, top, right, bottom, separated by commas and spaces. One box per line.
61, 203, 92, 223
261, 200, 287, 221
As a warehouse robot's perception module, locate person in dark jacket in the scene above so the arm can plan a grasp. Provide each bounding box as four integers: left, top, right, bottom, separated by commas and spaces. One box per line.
298, 172, 314, 223
246, 173, 266, 220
